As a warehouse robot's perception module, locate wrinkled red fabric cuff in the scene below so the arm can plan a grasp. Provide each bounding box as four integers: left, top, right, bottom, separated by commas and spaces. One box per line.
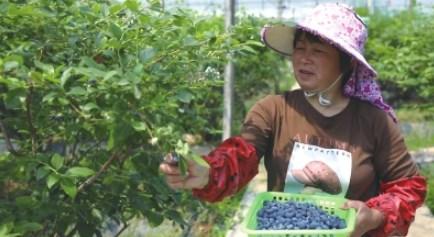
192, 136, 259, 203
365, 176, 427, 237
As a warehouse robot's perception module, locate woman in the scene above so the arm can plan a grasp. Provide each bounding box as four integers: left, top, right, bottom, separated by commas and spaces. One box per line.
159, 3, 427, 237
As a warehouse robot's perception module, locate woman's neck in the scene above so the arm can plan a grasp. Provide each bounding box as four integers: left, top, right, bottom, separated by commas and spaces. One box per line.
305, 90, 350, 117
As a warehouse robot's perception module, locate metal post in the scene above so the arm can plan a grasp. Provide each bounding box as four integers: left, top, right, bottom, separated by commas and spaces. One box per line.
277, 0, 284, 19
223, 0, 235, 140
409, 0, 417, 10
367, 0, 374, 14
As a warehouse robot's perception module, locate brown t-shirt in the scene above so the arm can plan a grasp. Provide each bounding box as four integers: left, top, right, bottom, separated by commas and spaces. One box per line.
240, 89, 419, 201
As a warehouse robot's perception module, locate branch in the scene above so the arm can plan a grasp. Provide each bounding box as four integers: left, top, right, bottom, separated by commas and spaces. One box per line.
71, 140, 79, 160
182, 211, 199, 237
114, 222, 128, 237
77, 152, 120, 193
66, 135, 82, 166
0, 118, 19, 155
25, 81, 37, 155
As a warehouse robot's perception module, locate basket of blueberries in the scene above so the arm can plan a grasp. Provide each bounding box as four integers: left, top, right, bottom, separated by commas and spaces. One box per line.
241, 192, 356, 237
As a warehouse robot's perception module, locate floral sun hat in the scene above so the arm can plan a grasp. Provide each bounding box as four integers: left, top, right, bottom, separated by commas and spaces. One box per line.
261, 3, 397, 122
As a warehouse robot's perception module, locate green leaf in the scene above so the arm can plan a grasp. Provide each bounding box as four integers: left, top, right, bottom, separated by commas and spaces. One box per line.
134, 85, 141, 99
66, 167, 95, 177
246, 40, 265, 47
139, 48, 155, 63
164, 210, 186, 225
183, 35, 199, 46
107, 120, 134, 150
116, 79, 130, 86
109, 23, 123, 40
148, 0, 162, 10
176, 90, 194, 103
103, 70, 119, 81
241, 45, 257, 54
109, 4, 123, 15
144, 210, 164, 227
51, 154, 64, 170
67, 86, 87, 96
0, 222, 20, 237
14, 222, 43, 233
3, 61, 19, 72
81, 56, 106, 70
178, 157, 187, 176
75, 67, 106, 78
0, 77, 26, 89
81, 102, 99, 112
124, 0, 139, 11
189, 154, 209, 168
7, 4, 44, 17
46, 174, 59, 189
61, 178, 77, 199
15, 196, 37, 209
107, 131, 115, 150
131, 121, 148, 131
60, 67, 74, 87
34, 60, 54, 74
175, 140, 189, 156
3, 92, 23, 109
36, 166, 50, 180
42, 92, 58, 103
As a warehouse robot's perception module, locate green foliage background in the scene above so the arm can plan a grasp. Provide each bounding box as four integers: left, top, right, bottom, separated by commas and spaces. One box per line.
361, 6, 434, 219
365, 9, 434, 119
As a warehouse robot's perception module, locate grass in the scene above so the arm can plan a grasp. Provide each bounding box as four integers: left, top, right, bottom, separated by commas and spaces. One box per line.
397, 107, 434, 151
396, 107, 433, 122
420, 163, 434, 215
192, 188, 247, 237
119, 219, 183, 237
400, 121, 434, 151
405, 134, 434, 151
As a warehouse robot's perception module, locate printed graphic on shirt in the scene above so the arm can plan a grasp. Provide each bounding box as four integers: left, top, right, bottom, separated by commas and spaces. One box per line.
284, 142, 352, 196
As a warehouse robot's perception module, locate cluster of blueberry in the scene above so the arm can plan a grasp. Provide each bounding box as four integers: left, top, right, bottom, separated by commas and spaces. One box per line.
256, 200, 347, 230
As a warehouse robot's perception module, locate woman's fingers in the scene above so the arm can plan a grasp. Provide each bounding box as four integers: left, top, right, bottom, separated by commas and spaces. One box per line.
159, 162, 182, 175
165, 174, 202, 190
160, 154, 210, 190
342, 200, 363, 210
166, 177, 187, 189
165, 174, 185, 183
160, 164, 203, 190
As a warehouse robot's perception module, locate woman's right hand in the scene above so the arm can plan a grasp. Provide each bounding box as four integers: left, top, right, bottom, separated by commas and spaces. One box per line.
342, 200, 384, 237
159, 153, 210, 190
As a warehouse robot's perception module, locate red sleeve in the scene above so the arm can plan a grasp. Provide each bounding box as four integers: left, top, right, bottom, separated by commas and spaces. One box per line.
365, 175, 427, 237
192, 136, 260, 203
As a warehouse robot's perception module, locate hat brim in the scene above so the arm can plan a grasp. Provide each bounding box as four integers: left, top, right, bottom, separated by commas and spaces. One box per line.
261, 24, 377, 77
261, 25, 295, 56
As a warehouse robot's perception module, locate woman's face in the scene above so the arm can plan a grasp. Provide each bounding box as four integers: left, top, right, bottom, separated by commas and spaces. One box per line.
292, 33, 342, 92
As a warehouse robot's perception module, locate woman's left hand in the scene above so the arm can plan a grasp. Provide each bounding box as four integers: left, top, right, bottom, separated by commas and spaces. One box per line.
342, 200, 384, 237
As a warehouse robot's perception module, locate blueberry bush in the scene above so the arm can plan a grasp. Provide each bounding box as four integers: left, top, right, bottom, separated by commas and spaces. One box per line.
0, 0, 289, 236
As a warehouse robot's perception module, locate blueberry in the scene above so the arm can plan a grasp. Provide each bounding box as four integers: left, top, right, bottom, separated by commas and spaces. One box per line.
255, 200, 347, 231
338, 219, 347, 229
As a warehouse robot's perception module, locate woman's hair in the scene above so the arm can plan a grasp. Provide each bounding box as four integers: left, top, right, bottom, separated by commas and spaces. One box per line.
293, 29, 353, 88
